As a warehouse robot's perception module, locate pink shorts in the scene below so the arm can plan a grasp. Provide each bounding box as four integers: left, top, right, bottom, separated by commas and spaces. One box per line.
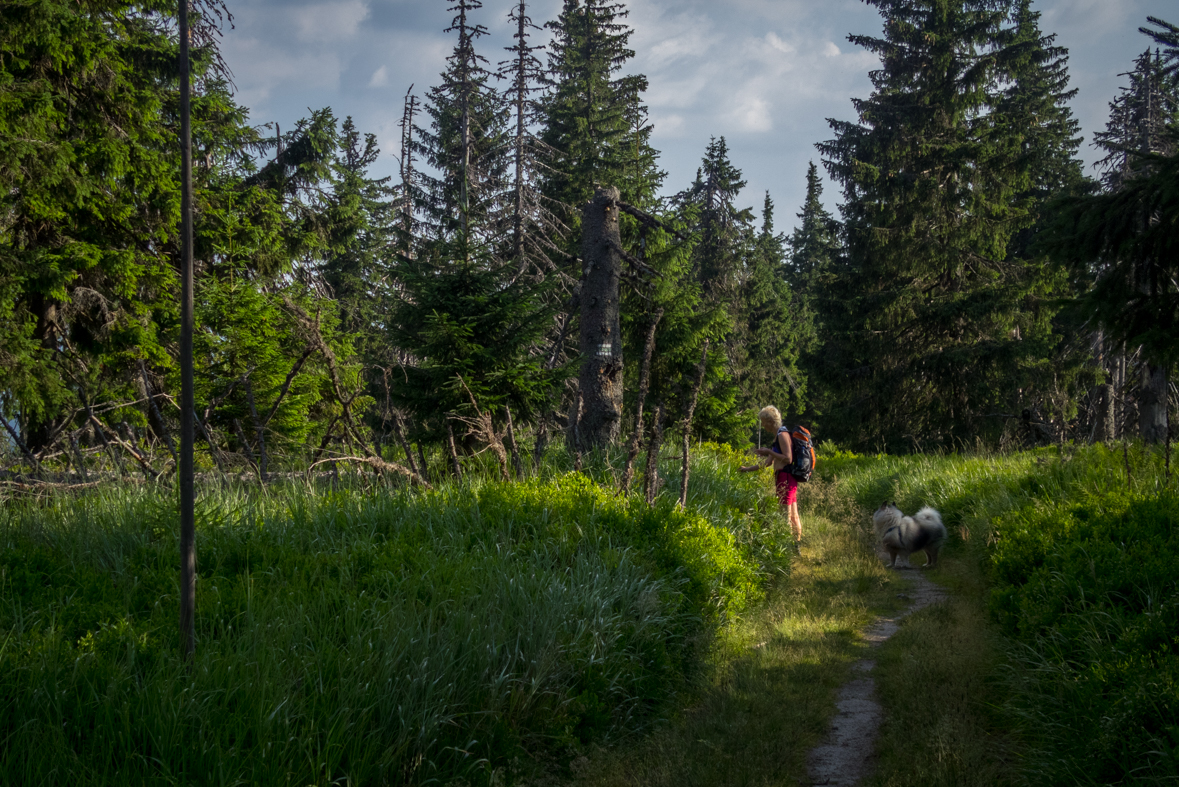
775, 470, 798, 505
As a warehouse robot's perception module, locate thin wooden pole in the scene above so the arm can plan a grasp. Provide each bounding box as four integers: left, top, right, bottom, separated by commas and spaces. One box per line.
178, 0, 196, 663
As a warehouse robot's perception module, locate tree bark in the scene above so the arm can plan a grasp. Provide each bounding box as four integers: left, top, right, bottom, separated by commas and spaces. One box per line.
446, 418, 463, 481
679, 341, 710, 508
577, 186, 624, 449
1139, 363, 1169, 443
1091, 384, 1115, 443
622, 307, 663, 494
644, 403, 665, 506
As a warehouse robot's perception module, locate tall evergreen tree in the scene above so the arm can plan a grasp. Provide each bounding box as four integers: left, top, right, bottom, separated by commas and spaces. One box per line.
735, 193, 811, 417
786, 162, 843, 300
818, 0, 1044, 450
1094, 49, 1178, 191
414, 0, 506, 245
495, 0, 563, 280
540, 0, 662, 229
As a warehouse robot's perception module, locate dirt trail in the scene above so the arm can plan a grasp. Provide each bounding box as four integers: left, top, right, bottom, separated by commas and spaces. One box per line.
805, 555, 947, 786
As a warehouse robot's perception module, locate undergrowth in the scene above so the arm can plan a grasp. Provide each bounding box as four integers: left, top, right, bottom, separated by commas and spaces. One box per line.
826, 440, 1179, 786
0, 445, 791, 786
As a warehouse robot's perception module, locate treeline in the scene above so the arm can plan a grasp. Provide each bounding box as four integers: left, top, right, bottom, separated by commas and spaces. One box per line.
1, 0, 1176, 475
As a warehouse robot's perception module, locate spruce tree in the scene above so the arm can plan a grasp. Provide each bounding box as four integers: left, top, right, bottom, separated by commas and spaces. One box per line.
414, 0, 506, 245
736, 193, 812, 417
495, 0, 563, 280
818, 0, 1041, 450
786, 162, 843, 300
539, 0, 663, 230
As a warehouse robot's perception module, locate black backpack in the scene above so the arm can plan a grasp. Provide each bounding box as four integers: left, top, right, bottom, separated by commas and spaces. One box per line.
772, 425, 815, 482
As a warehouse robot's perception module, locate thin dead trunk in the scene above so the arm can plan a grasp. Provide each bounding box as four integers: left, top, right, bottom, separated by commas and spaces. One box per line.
1, 416, 41, 474
141, 360, 177, 467
532, 414, 549, 471
505, 406, 524, 481
446, 418, 463, 481
622, 307, 663, 494
391, 413, 418, 475
233, 418, 259, 478
1139, 362, 1169, 443
70, 432, 90, 483
244, 377, 269, 482
263, 348, 313, 426
679, 341, 710, 508
644, 402, 665, 506
193, 410, 227, 473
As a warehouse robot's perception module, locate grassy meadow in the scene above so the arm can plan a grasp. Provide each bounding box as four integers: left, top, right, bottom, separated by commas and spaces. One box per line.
2, 437, 1177, 786
0, 444, 795, 786
827, 442, 1179, 787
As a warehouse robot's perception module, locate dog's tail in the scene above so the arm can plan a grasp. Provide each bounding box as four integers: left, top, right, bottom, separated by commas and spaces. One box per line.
913, 507, 945, 537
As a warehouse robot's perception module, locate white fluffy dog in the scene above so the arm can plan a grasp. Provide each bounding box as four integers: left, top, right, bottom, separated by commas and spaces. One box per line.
872, 502, 946, 569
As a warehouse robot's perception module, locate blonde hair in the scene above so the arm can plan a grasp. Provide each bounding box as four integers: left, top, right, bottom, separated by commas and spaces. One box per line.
758, 405, 782, 430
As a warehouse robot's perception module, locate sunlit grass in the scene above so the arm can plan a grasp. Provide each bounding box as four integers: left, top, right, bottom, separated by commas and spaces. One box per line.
0, 445, 789, 786
566, 475, 904, 787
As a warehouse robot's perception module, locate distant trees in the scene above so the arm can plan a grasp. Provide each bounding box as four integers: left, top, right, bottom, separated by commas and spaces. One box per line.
1043, 16, 1179, 444
813, 0, 1085, 451
9, 0, 1174, 472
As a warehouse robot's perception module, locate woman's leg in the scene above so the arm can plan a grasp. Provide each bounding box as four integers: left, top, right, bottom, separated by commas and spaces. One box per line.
788, 501, 802, 542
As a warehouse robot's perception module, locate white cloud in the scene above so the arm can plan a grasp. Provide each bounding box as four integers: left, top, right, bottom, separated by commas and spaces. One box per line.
733, 94, 772, 133
294, 0, 370, 44
766, 32, 795, 55
368, 65, 389, 88
824, 41, 841, 57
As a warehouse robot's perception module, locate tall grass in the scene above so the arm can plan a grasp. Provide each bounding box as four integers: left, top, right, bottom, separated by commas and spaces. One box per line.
825, 441, 1179, 786
0, 447, 791, 786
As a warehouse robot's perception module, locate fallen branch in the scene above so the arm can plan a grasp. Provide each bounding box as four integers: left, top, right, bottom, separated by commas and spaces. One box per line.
87, 414, 161, 481
306, 456, 431, 489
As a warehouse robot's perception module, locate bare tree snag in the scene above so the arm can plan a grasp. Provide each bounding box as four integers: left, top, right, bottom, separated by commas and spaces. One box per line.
622, 307, 663, 494
679, 340, 710, 508
140, 361, 177, 467
233, 418, 259, 478
446, 419, 463, 481
1, 417, 41, 474
504, 406, 524, 481
577, 186, 624, 448
1139, 363, 1169, 443
70, 433, 90, 483
644, 402, 665, 506
390, 413, 418, 476
262, 348, 313, 426
532, 414, 549, 471
1091, 384, 1115, 443
244, 377, 268, 482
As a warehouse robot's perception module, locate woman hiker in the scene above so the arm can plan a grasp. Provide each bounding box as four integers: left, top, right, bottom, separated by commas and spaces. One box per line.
739, 405, 803, 546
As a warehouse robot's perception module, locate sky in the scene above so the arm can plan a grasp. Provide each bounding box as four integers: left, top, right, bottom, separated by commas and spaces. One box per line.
219, 0, 1171, 231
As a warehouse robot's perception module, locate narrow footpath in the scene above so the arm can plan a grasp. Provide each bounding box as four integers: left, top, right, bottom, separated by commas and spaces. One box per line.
806, 559, 948, 786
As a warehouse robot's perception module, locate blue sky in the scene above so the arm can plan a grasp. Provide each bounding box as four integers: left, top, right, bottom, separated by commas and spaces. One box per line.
220, 0, 1169, 229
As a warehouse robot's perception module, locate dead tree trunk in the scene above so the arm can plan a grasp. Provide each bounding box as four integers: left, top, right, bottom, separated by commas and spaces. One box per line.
679, 341, 710, 508
644, 403, 665, 506
622, 307, 663, 494
1139, 363, 1169, 443
1092, 384, 1116, 444
577, 186, 624, 449
446, 418, 463, 481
